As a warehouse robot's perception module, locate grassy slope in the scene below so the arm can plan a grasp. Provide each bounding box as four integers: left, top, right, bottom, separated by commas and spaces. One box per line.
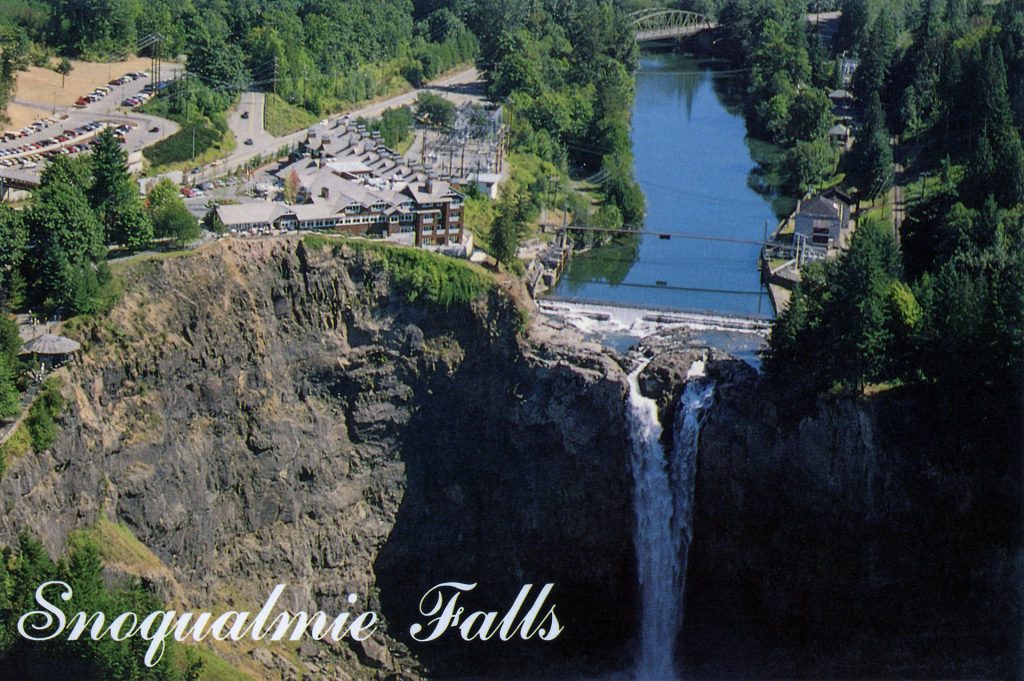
303, 234, 495, 310
263, 93, 317, 137
142, 121, 236, 174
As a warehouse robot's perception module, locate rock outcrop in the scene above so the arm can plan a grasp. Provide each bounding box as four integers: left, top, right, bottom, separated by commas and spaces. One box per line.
4, 235, 1014, 680
680, 365, 1022, 679
0, 237, 639, 679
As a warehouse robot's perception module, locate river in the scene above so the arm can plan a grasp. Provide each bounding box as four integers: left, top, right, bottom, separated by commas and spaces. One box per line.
551, 52, 784, 319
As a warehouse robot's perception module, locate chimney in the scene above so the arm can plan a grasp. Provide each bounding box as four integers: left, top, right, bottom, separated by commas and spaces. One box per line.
321, 187, 329, 199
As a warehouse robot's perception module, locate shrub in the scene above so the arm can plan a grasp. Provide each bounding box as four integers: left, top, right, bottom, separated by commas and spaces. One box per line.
26, 377, 64, 453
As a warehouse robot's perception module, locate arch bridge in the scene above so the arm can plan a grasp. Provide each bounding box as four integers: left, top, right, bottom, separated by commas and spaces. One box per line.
629, 8, 716, 42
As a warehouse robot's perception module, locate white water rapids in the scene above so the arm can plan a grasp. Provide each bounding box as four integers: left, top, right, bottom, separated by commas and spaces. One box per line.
626, 361, 715, 680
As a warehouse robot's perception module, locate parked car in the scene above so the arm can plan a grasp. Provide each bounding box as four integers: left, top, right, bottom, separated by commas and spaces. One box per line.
244, 138, 254, 145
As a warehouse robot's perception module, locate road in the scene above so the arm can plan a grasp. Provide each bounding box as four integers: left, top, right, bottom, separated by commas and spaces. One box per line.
206, 67, 483, 181
228, 92, 275, 152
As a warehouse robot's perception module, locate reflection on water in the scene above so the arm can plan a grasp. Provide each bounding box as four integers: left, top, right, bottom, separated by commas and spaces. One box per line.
552, 52, 784, 319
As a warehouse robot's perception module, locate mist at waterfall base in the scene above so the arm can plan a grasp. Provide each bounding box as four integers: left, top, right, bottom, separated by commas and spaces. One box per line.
625, 362, 715, 680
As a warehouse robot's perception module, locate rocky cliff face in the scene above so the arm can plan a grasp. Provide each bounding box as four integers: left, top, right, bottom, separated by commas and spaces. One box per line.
680, 367, 1022, 679
5, 235, 1014, 680
0, 237, 639, 679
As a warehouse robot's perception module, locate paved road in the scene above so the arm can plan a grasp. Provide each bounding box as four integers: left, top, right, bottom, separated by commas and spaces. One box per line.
229, 92, 275, 151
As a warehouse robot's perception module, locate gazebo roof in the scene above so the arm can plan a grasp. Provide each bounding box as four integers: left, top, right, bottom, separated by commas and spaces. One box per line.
19, 333, 81, 355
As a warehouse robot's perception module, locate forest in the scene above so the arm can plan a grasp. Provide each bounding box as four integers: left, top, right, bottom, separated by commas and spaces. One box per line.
753, 0, 1023, 462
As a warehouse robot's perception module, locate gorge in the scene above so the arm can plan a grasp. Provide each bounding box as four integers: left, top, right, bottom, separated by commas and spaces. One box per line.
0, 237, 1018, 680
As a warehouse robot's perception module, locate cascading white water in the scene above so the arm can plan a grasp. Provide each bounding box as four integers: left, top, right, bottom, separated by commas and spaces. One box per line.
669, 367, 715, 634
627, 361, 714, 681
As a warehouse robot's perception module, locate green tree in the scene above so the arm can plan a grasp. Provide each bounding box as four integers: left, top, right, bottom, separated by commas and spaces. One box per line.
765, 216, 903, 396
853, 9, 897, 102
848, 93, 893, 199
0, 206, 26, 309
40, 153, 92, 190
146, 177, 198, 246
46, 0, 139, 57
154, 201, 199, 247
836, 0, 871, 54
0, 315, 19, 420
963, 43, 1024, 208
785, 137, 837, 193
603, 151, 645, 225
415, 91, 456, 127
360, 106, 415, 148
144, 177, 179, 214
489, 186, 530, 268
186, 21, 250, 94
0, 530, 189, 679
90, 127, 152, 250
56, 56, 72, 88
26, 179, 107, 314
786, 87, 832, 143
829, 216, 902, 388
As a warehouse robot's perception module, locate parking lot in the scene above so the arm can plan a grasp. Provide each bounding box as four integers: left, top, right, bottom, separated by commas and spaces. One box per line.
2, 64, 183, 177
0, 121, 141, 168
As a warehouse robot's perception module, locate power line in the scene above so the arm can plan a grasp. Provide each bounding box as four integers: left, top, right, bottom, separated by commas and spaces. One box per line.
564, 279, 766, 297
562, 224, 766, 246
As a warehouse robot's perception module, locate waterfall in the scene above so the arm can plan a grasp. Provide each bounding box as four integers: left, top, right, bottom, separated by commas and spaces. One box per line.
627, 361, 715, 681
669, 368, 715, 633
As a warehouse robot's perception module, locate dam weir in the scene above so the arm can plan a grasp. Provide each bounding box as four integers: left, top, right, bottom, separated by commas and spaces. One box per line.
627, 361, 715, 679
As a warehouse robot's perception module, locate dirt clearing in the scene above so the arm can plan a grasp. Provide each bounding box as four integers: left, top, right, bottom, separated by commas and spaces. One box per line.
12, 56, 159, 108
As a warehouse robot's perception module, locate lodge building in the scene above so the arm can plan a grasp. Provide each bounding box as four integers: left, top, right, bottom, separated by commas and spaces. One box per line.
216, 122, 465, 247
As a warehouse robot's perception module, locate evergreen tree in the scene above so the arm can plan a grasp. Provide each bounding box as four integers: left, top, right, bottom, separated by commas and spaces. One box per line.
56, 57, 72, 88
0, 353, 18, 421
40, 154, 92, 190
853, 9, 897, 103
836, 0, 871, 54
849, 92, 893, 199
0, 315, 19, 420
489, 187, 530, 269
90, 128, 152, 250
829, 216, 902, 388
0, 206, 26, 309
972, 44, 1024, 207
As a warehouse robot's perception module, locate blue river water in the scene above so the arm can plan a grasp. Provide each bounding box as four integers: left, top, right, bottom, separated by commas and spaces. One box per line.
552, 52, 780, 318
